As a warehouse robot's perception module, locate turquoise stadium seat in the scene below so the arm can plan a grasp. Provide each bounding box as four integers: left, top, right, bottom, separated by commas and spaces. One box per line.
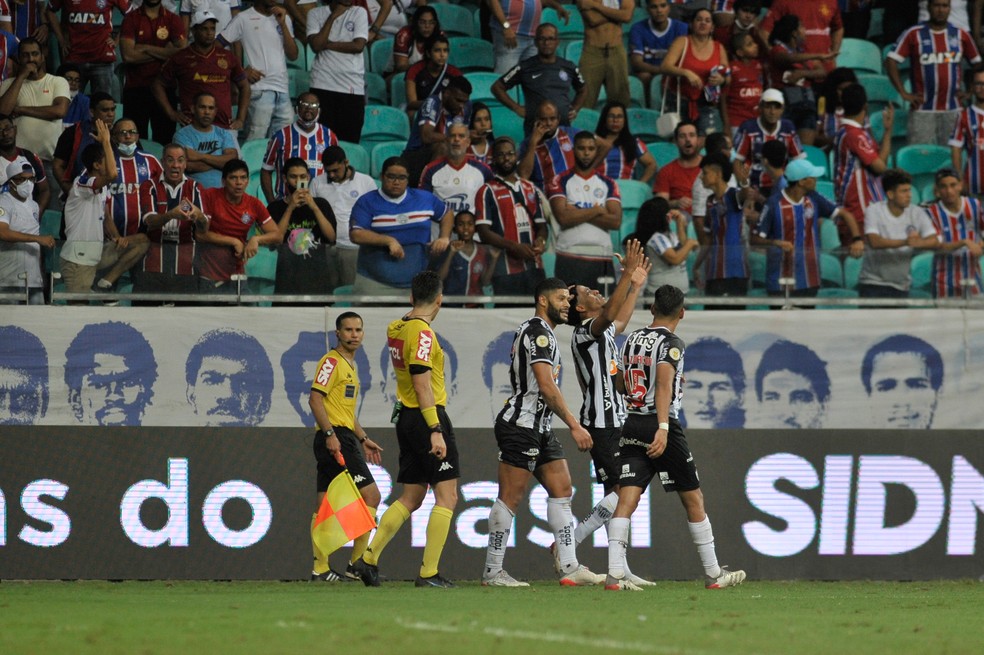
241, 139, 269, 173
896, 144, 951, 189
564, 41, 583, 65
338, 140, 371, 175
817, 287, 859, 309
490, 106, 525, 144
647, 141, 679, 168
819, 252, 844, 288
869, 104, 909, 157
802, 144, 829, 180
627, 108, 662, 143
432, 3, 475, 37
448, 38, 494, 73
749, 250, 767, 288
816, 179, 835, 200
288, 68, 311, 100
369, 38, 393, 74
541, 8, 585, 49
572, 108, 600, 133
910, 251, 934, 293
616, 179, 653, 212
371, 141, 406, 178
390, 71, 407, 109
466, 71, 519, 108
365, 72, 388, 105
363, 105, 411, 148
837, 38, 883, 74
541, 251, 556, 277
843, 256, 861, 290
820, 218, 841, 251
628, 75, 646, 108
857, 73, 902, 113
140, 140, 165, 161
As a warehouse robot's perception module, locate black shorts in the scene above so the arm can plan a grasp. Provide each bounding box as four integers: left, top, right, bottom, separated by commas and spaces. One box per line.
313, 426, 376, 493
396, 405, 460, 485
495, 420, 566, 472
617, 415, 699, 493
587, 425, 621, 488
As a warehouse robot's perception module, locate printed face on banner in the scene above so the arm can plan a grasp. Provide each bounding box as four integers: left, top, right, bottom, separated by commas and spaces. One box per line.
867, 352, 939, 429
759, 371, 825, 430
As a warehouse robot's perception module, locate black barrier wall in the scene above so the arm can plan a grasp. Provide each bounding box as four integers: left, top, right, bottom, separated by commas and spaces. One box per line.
2, 427, 983, 580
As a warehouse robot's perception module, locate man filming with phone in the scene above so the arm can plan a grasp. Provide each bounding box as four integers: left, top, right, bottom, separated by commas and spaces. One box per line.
266, 157, 337, 298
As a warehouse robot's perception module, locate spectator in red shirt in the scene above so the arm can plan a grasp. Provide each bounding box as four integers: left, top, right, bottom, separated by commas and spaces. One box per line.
405, 33, 461, 118
46, 0, 129, 97
152, 10, 250, 132
196, 158, 280, 291
759, 0, 843, 74
654, 119, 702, 213
723, 29, 765, 138
120, 0, 187, 145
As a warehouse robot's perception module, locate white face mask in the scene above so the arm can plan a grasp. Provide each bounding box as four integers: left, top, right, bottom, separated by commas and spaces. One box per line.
118, 142, 137, 157
297, 109, 320, 130
13, 179, 34, 199
69, 89, 79, 100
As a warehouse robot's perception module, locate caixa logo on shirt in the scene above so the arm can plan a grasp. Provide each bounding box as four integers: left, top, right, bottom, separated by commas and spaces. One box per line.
240, 212, 253, 225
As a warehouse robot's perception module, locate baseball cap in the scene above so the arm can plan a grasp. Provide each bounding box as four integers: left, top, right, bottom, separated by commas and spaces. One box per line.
785, 158, 826, 182
191, 10, 218, 28
5, 160, 34, 181
761, 89, 785, 106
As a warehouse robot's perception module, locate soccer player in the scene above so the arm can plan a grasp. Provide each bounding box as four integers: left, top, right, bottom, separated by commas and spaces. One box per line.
608, 285, 746, 591
352, 271, 459, 588
482, 277, 606, 587
565, 239, 652, 587
308, 311, 383, 582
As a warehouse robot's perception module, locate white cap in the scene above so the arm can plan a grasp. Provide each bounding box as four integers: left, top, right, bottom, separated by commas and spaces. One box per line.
5, 160, 34, 181
191, 10, 218, 28
761, 88, 785, 106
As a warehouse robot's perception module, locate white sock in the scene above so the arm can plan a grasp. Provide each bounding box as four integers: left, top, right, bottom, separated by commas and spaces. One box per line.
484, 499, 513, 577
607, 517, 630, 580
574, 491, 618, 545
547, 496, 578, 574
688, 516, 721, 579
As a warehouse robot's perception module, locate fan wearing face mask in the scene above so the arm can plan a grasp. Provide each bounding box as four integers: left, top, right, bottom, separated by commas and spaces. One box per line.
107, 118, 162, 251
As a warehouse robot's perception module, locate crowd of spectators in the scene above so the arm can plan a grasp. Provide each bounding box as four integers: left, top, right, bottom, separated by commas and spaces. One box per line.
0, 0, 981, 307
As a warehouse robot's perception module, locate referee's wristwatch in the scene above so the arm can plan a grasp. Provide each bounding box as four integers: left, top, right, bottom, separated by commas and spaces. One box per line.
318, 428, 334, 438
430, 424, 444, 434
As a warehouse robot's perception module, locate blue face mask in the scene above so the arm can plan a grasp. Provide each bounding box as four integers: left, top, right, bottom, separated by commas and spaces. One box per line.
118, 143, 137, 157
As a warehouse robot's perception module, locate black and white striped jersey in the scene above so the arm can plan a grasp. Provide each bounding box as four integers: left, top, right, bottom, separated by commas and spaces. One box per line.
497, 316, 561, 432
619, 326, 685, 419
571, 318, 625, 428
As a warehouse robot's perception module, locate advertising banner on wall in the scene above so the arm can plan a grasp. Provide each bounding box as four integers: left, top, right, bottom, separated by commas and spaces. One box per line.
2, 428, 982, 581
2, 307, 984, 430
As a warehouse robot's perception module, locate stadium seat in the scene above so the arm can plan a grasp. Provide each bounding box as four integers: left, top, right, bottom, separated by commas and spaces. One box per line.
333, 284, 354, 307
868, 7, 884, 40
647, 141, 679, 168
910, 251, 934, 293
815, 179, 835, 200
338, 140, 371, 175
432, 3, 475, 37
449, 38, 495, 73
820, 218, 840, 251
564, 41, 583, 65
241, 139, 268, 173
619, 213, 638, 244
748, 250, 767, 288
288, 68, 311, 101
362, 105, 411, 149
843, 256, 861, 290
246, 246, 277, 281
649, 78, 664, 111
490, 106, 526, 144
856, 73, 902, 114
390, 71, 407, 109
465, 71, 518, 108
572, 108, 600, 133
616, 179, 653, 213
370, 141, 406, 178
837, 38, 883, 75
140, 140, 165, 161
627, 108, 662, 142
920, 182, 935, 204
802, 144, 830, 180
819, 252, 844, 288
869, 104, 910, 158
628, 75, 646, 108
624, 5, 648, 35
541, 8, 585, 49
369, 38, 393, 74
895, 144, 951, 190
541, 251, 556, 277
365, 72, 388, 106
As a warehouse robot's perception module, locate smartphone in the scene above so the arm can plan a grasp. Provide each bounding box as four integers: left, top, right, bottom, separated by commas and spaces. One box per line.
298, 179, 308, 190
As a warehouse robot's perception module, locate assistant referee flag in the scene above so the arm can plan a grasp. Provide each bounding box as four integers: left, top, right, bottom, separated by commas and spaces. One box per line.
312, 453, 376, 557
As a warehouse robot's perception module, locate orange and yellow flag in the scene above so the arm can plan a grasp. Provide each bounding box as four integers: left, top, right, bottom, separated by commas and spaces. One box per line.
312, 454, 377, 557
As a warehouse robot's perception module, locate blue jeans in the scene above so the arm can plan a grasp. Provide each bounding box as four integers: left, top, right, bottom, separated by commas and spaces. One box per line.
75, 62, 116, 98
242, 90, 295, 142
493, 31, 537, 75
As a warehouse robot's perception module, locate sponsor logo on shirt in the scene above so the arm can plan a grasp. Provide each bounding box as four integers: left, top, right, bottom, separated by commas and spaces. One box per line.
316, 357, 337, 385
416, 330, 433, 362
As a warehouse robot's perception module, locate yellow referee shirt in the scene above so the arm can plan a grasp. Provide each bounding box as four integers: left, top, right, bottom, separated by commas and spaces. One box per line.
310, 348, 359, 430
386, 316, 447, 408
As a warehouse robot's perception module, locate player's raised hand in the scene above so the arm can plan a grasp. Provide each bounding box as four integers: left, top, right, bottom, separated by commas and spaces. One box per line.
617, 238, 645, 272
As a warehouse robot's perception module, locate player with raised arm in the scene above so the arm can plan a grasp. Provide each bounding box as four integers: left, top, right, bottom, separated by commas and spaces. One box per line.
482, 277, 607, 587
564, 238, 653, 588
608, 285, 746, 591
308, 311, 383, 581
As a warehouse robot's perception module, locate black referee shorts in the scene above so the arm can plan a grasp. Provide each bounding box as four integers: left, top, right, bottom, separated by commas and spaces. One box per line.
313, 426, 376, 493
617, 415, 699, 493
396, 405, 460, 485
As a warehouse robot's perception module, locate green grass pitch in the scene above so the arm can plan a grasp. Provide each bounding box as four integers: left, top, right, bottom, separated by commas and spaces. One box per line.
2, 579, 982, 655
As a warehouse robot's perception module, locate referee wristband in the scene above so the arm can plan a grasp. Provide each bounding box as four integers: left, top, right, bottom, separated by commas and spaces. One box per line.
421, 406, 440, 428
658, 422, 669, 431
359, 434, 368, 444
